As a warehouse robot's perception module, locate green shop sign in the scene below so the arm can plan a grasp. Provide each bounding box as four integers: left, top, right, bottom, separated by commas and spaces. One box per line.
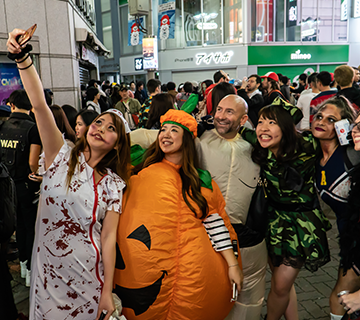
258, 64, 342, 84
248, 45, 349, 65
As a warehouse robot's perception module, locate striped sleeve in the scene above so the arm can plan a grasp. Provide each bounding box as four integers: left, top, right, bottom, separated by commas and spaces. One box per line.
203, 213, 232, 252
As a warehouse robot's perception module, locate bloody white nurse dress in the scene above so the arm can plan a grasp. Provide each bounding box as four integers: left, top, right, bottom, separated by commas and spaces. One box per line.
29, 141, 125, 320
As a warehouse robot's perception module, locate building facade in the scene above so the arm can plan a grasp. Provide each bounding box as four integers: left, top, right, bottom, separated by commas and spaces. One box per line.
99, 0, 360, 86
0, 0, 108, 108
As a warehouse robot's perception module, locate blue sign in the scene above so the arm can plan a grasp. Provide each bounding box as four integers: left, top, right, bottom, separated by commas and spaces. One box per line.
0, 63, 23, 105
128, 15, 144, 46
158, 0, 175, 40
134, 57, 144, 71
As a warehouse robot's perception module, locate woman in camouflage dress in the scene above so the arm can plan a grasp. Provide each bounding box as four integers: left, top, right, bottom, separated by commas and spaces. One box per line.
241, 97, 331, 320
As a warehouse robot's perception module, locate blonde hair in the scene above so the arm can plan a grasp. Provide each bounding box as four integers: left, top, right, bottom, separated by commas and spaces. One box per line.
334, 65, 354, 87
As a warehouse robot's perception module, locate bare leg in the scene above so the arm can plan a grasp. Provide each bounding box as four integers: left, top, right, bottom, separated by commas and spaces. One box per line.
267, 264, 301, 320
330, 267, 360, 315
284, 285, 299, 320
268, 259, 299, 320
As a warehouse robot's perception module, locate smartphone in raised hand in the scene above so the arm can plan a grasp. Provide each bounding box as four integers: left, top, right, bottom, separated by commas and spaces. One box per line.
17, 24, 37, 47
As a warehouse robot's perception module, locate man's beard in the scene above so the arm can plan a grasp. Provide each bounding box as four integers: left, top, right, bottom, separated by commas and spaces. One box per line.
214, 119, 233, 135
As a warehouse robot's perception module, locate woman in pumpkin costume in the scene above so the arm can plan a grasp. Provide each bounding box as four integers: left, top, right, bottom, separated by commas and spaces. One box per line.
114, 110, 242, 320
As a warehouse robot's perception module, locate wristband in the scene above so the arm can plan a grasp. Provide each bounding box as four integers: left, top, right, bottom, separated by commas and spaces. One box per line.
228, 264, 238, 268
18, 60, 33, 70
7, 44, 33, 61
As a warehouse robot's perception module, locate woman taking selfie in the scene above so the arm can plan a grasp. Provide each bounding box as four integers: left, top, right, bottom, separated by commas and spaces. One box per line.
241, 97, 331, 320
7, 28, 130, 320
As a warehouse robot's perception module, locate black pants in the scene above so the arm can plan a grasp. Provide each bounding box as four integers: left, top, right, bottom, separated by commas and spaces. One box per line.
0, 248, 18, 320
15, 180, 38, 270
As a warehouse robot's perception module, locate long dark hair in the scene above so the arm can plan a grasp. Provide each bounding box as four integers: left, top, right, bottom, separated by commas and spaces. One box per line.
268, 79, 280, 92
143, 129, 208, 219
252, 105, 299, 165
66, 112, 131, 188
50, 105, 76, 143
146, 93, 174, 129
76, 109, 99, 126
61, 104, 77, 131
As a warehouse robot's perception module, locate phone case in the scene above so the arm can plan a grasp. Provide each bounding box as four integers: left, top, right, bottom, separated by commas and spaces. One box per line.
18, 24, 37, 46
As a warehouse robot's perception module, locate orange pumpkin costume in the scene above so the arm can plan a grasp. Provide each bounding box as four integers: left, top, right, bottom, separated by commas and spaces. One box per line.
113, 158, 242, 320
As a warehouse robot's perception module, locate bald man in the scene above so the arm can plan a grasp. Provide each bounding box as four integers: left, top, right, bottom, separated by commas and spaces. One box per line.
196, 94, 267, 320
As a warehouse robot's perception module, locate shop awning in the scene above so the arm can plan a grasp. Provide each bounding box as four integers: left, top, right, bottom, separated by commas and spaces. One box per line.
75, 28, 110, 56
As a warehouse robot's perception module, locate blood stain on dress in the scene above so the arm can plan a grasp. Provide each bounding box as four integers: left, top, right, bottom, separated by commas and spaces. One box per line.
56, 239, 68, 250
57, 304, 72, 310
67, 291, 78, 299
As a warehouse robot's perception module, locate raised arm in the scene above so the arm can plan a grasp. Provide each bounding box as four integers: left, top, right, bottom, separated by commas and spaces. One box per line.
7, 28, 63, 170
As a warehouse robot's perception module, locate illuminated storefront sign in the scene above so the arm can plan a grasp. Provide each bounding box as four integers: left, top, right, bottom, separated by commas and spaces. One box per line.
195, 51, 234, 65
290, 50, 312, 60
134, 57, 143, 71
142, 37, 158, 70
248, 45, 348, 65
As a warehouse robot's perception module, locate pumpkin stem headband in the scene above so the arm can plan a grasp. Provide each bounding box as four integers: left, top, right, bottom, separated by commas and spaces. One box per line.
160, 110, 198, 138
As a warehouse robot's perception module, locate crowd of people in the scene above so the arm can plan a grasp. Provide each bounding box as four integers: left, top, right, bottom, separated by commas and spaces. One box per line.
2, 27, 360, 320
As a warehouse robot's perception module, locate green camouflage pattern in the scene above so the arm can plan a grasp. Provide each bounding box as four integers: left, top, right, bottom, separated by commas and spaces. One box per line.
270, 97, 303, 125
241, 127, 331, 272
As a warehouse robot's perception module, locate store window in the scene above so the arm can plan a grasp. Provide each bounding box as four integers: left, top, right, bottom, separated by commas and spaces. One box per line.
301, 0, 318, 41
162, 0, 185, 49
224, 0, 243, 44
251, 0, 347, 43
203, 0, 222, 45
286, 0, 301, 41
275, 0, 285, 41
101, 0, 113, 58
101, 0, 110, 11
317, 0, 332, 42
333, 0, 347, 41
251, 0, 274, 42
162, 0, 245, 48
183, 0, 202, 46
102, 12, 113, 58
119, 5, 143, 55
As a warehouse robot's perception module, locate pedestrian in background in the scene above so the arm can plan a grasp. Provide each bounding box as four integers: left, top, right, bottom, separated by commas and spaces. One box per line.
238, 74, 264, 126
0, 89, 42, 288
74, 109, 99, 140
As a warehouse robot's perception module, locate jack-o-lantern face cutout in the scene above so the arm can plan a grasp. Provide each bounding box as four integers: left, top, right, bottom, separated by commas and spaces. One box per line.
114, 225, 167, 316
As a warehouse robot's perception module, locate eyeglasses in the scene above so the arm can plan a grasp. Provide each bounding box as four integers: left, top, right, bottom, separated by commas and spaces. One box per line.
350, 122, 360, 133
